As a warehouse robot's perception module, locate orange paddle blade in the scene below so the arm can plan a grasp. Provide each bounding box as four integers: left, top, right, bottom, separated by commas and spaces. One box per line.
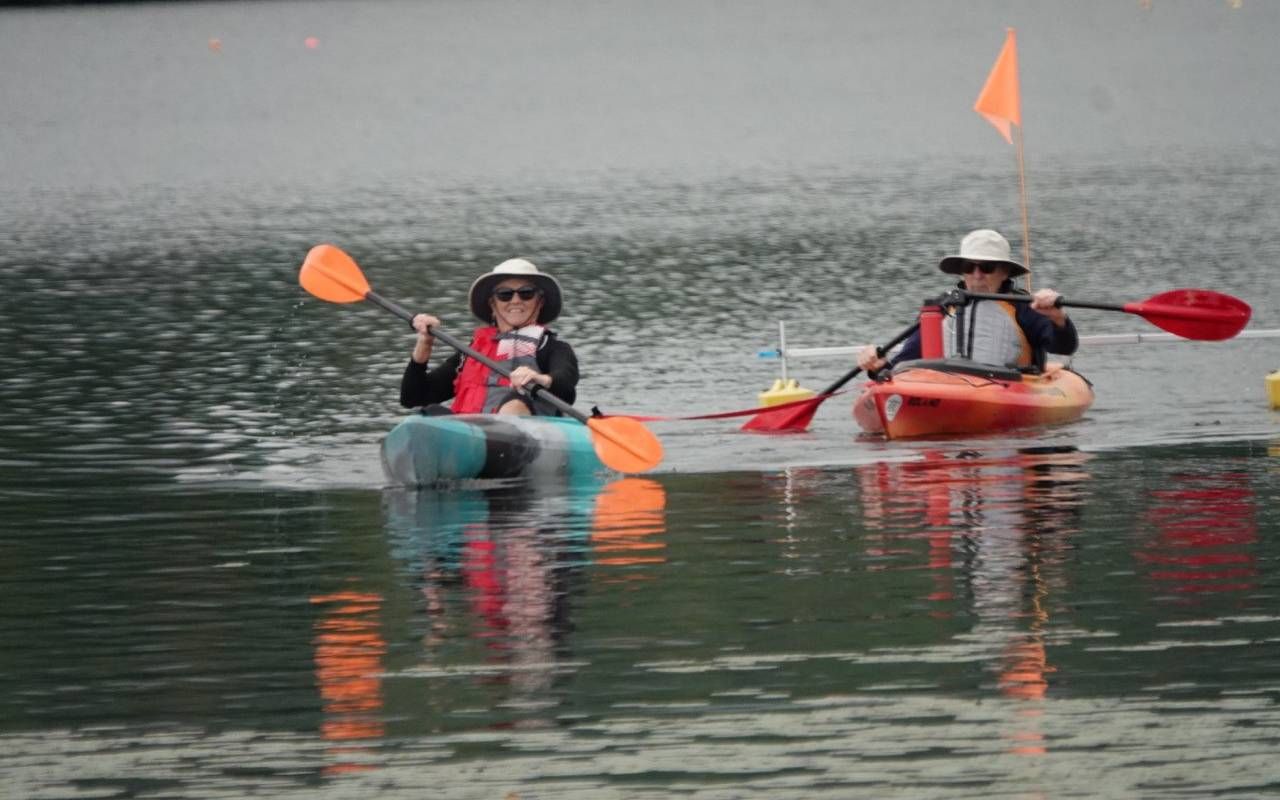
587, 416, 664, 473
299, 244, 371, 303
740, 395, 825, 433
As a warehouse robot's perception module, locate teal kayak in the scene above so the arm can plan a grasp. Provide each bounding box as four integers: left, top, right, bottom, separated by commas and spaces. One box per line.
380, 414, 607, 486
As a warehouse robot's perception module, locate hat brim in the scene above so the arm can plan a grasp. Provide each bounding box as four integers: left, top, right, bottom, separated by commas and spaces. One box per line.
468, 273, 563, 324
939, 256, 1028, 277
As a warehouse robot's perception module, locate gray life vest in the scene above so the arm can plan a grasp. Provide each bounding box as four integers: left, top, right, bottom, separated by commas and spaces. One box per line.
942, 300, 1033, 368
480, 325, 556, 414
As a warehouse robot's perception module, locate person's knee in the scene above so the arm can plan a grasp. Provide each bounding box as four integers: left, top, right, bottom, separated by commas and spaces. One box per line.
497, 398, 532, 415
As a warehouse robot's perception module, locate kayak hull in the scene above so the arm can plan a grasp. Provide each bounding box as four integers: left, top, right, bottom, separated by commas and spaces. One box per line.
853, 359, 1094, 439
381, 414, 606, 486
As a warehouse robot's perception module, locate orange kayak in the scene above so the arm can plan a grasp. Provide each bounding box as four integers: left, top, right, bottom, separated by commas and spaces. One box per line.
853, 359, 1094, 439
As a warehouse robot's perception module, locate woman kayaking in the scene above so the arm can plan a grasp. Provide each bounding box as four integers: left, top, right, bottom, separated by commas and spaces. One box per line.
857, 229, 1079, 373
400, 258, 579, 415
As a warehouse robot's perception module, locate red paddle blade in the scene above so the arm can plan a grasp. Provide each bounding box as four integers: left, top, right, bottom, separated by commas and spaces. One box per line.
741, 396, 825, 433
300, 244, 372, 304
1125, 289, 1252, 341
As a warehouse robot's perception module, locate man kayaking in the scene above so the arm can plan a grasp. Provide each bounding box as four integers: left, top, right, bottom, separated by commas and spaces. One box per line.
857, 229, 1078, 373
400, 258, 579, 415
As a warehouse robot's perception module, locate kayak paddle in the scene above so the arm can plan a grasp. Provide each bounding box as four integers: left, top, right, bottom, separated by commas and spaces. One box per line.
741, 320, 921, 433
298, 243, 664, 474
962, 288, 1252, 341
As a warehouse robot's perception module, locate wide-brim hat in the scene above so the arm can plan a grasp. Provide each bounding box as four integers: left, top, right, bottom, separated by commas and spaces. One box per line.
468, 258, 563, 324
938, 229, 1028, 277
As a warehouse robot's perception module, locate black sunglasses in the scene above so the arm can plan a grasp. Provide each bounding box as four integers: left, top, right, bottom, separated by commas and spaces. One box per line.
492, 286, 541, 302
960, 260, 1002, 275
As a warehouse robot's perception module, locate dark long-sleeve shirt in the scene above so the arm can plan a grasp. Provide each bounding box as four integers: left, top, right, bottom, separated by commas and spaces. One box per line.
399, 335, 579, 409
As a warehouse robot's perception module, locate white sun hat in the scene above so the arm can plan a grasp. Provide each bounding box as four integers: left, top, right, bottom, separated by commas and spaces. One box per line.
467, 258, 563, 324
938, 229, 1028, 277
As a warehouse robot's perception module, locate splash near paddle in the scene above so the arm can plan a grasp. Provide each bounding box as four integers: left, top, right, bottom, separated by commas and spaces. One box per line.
299, 244, 664, 475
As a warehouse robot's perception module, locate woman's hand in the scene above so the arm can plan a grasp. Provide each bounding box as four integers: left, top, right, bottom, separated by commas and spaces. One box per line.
411, 314, 442, 364
508, 366, 551, 392
411, 313, 441, 336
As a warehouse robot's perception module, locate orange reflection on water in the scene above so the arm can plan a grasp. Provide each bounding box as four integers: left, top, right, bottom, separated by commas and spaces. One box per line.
590, 478, 668, 567
1137, 472, 1258, 596
310, 590, 386, 775
1001, 636, 1050, 757
998, 637, 1052, 702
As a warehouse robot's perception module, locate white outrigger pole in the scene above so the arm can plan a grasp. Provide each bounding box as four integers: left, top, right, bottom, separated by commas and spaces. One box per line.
759, 322, 1280, 368
756, 321, 1280, 408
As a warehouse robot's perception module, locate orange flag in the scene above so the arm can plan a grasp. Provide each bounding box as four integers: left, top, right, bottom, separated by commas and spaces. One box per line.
974, 28, 1021, 144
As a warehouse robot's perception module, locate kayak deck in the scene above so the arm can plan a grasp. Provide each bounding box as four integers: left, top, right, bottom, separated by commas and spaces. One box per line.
381, 414, 607, 486
853, 358, 1094, 439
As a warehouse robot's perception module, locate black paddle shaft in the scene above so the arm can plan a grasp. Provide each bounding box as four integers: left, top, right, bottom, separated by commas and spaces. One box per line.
961, 290, 1121, 312
364, 290, 417, 324
817, 320, 921, 396
366, 289, 585, 423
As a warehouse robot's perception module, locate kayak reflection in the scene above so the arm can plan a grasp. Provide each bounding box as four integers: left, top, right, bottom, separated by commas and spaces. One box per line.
1136, 470, 1258, 597
381, 476, 667, 721
855, 445, 1091, 754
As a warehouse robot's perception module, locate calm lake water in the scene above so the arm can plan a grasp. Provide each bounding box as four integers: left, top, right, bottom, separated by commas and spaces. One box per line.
3, 1, 1280, 797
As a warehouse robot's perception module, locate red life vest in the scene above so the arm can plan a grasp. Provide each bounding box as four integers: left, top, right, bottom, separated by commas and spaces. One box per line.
451, 325, 547, 414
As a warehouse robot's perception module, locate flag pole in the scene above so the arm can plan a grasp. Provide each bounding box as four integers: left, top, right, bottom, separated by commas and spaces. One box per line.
973, 27, 1028, 287
1015, 123, 1031, 289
